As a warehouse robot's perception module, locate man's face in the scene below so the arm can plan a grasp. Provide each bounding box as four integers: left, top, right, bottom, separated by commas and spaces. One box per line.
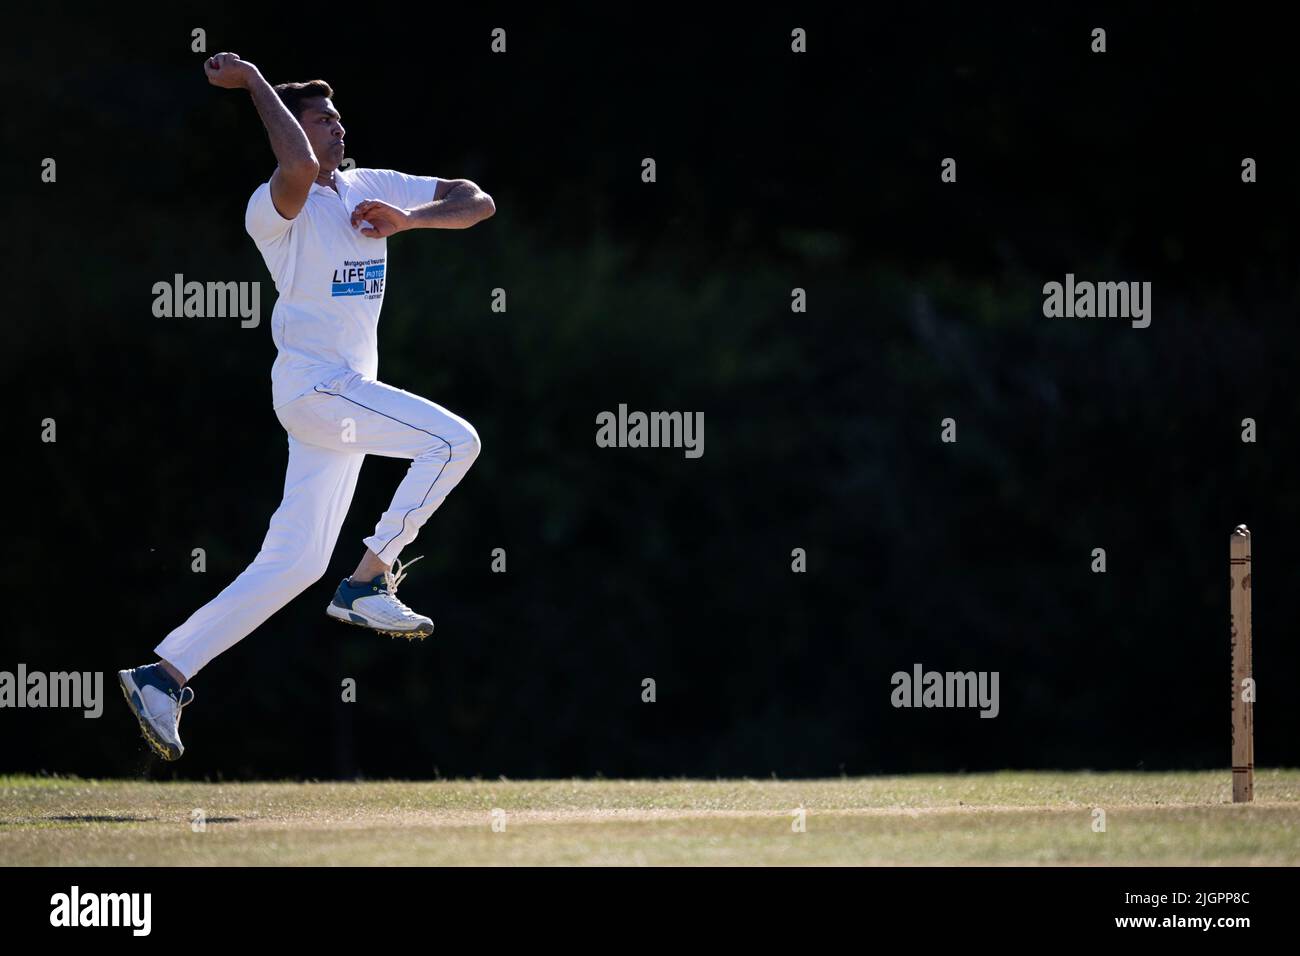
298, 96, 345, 172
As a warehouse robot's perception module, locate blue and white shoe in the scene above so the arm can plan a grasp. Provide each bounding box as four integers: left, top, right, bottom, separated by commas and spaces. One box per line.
117, 664, 195, 761
326, 556, 435, 640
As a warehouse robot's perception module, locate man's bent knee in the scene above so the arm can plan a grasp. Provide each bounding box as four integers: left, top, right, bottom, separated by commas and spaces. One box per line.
416, 420, 479, 466
460, 423, 482, 464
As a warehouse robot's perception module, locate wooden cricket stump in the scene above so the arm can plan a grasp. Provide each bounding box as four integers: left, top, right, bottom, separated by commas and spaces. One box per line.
1230, 524, 1254, 803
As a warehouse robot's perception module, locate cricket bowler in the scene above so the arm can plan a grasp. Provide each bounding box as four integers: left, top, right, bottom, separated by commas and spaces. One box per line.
118, 52, 494, 760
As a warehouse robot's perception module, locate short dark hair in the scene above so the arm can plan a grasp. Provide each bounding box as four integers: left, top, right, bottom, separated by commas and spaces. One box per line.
274, 80, 335, 119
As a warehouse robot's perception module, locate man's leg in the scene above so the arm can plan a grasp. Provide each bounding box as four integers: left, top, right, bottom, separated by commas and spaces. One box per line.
350, 548, 390, 585
121, 433, 362, 759
291, 373, 481, 636
152, 435, 364, 679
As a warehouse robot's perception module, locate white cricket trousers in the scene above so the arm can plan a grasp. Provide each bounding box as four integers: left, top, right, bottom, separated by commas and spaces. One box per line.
154, 370, 481, 679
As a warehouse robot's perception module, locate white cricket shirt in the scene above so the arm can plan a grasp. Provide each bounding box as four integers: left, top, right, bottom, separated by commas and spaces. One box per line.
245, 167, 442, 409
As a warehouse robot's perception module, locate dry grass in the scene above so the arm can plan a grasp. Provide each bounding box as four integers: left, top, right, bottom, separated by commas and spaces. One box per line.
2, 770, 1297, 865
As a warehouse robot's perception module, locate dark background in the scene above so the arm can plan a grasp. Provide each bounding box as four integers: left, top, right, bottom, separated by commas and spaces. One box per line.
6, 6, 1297, 779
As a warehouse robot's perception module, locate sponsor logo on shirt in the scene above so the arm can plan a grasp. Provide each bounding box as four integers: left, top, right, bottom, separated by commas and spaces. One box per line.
332, 258, 386, 298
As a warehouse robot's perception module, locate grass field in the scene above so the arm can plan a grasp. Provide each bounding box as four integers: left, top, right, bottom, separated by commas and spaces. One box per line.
2, 771, 1298, 865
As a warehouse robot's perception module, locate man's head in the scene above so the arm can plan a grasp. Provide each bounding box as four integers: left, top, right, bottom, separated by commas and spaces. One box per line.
274, 80, 345, 172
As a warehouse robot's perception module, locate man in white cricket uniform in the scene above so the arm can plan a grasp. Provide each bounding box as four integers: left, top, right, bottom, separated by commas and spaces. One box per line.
118, 53, 494, 760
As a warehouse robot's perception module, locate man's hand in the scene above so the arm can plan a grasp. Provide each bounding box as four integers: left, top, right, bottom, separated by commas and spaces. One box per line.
204, 52, 261, 90
350, 200, 413, 239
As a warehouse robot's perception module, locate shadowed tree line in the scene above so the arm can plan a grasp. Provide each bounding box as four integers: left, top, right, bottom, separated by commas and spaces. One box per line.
8, 8, 1299, 778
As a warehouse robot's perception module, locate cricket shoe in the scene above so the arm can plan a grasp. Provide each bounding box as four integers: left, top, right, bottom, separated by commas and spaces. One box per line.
117, 664, 195, 761
326, 556, 435, 640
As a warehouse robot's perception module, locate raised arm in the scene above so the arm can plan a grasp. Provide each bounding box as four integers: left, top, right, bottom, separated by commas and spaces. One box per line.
204, 52, 319, 220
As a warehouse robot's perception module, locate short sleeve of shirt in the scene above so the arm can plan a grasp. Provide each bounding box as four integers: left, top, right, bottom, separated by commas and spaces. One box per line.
360, 168, 443, 210
245, 180, 294, 243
